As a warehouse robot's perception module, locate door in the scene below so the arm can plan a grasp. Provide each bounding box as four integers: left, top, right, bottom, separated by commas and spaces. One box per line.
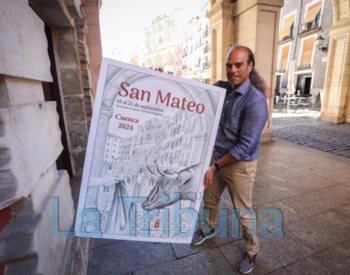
304, 77, 311, 94
296, 75, 312, 95
275, 76, 281, 95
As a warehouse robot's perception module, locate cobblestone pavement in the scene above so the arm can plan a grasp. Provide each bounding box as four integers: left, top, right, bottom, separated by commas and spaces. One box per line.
272, 115, 350, 158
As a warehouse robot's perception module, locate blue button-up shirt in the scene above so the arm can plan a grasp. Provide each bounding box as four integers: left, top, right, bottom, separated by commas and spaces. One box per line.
213, 79, 268, 161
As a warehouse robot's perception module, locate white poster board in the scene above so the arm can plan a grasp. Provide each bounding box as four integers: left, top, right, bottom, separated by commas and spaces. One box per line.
74, 58, 226, 244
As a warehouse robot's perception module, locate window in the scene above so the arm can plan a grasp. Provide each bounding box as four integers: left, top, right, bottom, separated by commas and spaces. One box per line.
302, 1, 322, 30
279, 45, 290, 71
279, 14, 295, 40
299, 37, 315, 68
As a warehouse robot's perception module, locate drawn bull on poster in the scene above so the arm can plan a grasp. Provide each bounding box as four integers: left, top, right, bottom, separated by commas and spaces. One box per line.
141, 163, 203, 211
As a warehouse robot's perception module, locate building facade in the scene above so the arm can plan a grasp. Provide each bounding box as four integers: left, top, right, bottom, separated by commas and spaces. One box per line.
143, 10, 185, 73
135, 2, 211, 84
275, 0, 332, 104
181, 2, 212, 84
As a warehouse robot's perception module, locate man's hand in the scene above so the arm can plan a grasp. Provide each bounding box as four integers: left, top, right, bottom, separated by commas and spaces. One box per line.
101, 174, 122, 187
203, 165, 217, 190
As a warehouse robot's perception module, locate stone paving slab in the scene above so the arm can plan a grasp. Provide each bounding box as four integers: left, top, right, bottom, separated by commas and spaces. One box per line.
218, 230, 314, 275
257, 160, 291, 172
257, 168, 296, 182
255, 173, 282, 187
257, 152, 291, 162
90, 238, 121, 250
88, 241, 176, 275
134, 249, 236, 275
333, 204, 350, 219
279, 154, 331, 166
285, 211, 350, 252
268, 268, 291, 275
252, 184, 300, 207
285, 241, 350, 275
317, 168, 350, 184
255, 201, 304, 228
270, 174, 339, 194
280, 183, 350, 218
282, 163, 326, 178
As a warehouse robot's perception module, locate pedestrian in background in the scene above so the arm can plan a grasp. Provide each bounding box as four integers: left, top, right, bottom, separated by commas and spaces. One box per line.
133, 167, 146, 197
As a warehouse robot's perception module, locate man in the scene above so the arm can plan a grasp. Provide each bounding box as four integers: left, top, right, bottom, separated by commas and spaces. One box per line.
192, 45, 268, 274
133, 167, 145, 197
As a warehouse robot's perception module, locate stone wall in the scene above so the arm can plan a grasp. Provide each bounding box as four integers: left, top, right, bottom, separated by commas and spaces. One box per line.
84, 0, 103, 98
0, 1, 76, 274
320, 0, 350, 123
52, 27, 89, 178
0, 0, 102, 273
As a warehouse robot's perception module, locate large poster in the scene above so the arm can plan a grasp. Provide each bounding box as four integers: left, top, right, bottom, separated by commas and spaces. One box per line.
75, 59, 225, 243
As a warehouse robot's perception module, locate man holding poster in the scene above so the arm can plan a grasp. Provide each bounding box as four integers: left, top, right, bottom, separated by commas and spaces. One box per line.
192, 45, 268, 274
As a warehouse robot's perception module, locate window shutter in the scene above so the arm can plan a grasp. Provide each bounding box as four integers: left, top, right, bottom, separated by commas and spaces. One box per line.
301, 37, 315, 66
280, 45, 290, 70
279, 15, 296, 40
301, 2, 322, 25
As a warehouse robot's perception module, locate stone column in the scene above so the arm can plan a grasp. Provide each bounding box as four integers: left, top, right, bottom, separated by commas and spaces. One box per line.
207, 1, 234, 84
51, 28, 89, 178
234, 0, 283, 141
84, 0, 103, 97
319, 0, 350, 123
207, 0, 284, 142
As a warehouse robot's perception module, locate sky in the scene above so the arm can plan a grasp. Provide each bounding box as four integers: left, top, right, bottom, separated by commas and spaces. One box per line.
99, 0, 208, 62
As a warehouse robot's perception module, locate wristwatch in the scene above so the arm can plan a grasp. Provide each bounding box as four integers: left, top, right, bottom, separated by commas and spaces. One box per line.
214, 162, 221, 171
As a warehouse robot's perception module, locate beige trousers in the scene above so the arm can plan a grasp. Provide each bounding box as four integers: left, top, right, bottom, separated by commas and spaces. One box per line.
203, 154, 259, 256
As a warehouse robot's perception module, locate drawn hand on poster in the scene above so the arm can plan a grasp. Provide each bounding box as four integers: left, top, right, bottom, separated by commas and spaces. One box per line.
89, 173, 120, 187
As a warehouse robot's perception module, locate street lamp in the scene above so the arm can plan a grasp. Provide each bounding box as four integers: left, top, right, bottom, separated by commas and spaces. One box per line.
316, 35, 327, 53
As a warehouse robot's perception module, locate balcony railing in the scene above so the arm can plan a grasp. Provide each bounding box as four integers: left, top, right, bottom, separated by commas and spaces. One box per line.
203, 45, 210, 53
297, 64, 311, 70
278, 35, 293, 43
276, 68, 286, 73
299, 23, 320, 36
203, 61, 211, 69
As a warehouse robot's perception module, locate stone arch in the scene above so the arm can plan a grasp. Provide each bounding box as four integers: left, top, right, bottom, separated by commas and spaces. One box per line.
164, 51, 175, 73
145, 57, 153, 69
154, 53, 163, 69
